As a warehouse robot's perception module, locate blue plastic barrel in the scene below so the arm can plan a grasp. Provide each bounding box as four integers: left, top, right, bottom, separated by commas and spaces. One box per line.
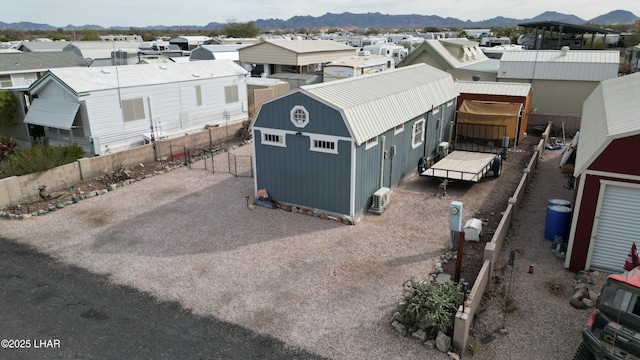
549, 199, 571, 207
544, 205, 572, 241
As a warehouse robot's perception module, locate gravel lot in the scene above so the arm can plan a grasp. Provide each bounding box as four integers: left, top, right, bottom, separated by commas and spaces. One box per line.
1, 135, 597, 359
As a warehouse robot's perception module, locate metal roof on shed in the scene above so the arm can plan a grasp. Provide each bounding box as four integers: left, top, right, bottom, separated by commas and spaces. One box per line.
245, 39, 354, 53
456, 80, 531, 97
574, 72, 640, 176
32, 60, 248, 93
300, 63, 458, 146
498, 50, 619, 81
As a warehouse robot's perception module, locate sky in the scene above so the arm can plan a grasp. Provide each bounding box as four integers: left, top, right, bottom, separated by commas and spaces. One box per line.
3, 0, 639, 28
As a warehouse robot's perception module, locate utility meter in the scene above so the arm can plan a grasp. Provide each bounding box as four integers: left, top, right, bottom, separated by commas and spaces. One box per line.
449, 201, 463, 232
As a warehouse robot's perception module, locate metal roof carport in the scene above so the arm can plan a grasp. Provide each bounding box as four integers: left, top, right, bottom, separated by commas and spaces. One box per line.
518, 21, 621, 50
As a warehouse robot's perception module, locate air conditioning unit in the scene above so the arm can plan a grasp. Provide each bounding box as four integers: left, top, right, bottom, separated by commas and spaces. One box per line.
438, 141, 449, 154
369, 187, 391, 214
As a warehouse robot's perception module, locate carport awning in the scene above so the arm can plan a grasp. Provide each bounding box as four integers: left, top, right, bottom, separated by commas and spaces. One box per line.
24, 99, 80, 129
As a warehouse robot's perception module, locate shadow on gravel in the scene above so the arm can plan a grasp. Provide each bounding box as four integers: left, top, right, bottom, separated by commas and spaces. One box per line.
89, 176, 342, 257
0, 237, 326, 360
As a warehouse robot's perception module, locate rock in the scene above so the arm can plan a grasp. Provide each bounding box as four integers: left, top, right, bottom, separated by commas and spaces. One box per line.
248, 204, 255, 210
87, 191, 98, 198
71, 197, 79, 203
447, 351, 461, 360
424, 340, 436, 350
572, 288, 589, 301
56, 203, 65, 209
436, 273, 452, 283
570, 297, 588, 309
436, 331, 451, 352
499, 328, 509, 335
588, 290, 598, 300
108, 183, 118, 191
22, 213, 32, 219
392, 312, 400, 321
64, 200, 73, 206
391, 320, 407, 335
575, 272, 593, 284
582, 298, 595, 308
291, 207, 298, 213
574, 283, 589, 291
412, 329, 427, 341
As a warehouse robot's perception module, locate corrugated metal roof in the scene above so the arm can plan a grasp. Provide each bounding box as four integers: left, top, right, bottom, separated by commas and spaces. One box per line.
456, 80, 531, 97
574, 72, 640, 176
300, 63, 458, 145
24, 98, 79, 129
422, 39, 489, 69
70, 41, 141, 60
253, 39, 354, 53
498, 50, 620, 81
18, 41, 72, 52
37, 60, 248, 93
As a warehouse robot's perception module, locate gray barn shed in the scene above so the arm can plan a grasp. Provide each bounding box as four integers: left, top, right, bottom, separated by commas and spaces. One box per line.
252, 64, 459, 223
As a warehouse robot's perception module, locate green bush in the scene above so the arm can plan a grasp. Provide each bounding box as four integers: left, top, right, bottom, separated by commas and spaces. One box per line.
2, 143, 84, 177
396, 278, 464, 338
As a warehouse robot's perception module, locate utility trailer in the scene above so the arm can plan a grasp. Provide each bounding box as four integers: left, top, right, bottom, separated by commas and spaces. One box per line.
419, 122, 507, 184
420, 151, 501, 182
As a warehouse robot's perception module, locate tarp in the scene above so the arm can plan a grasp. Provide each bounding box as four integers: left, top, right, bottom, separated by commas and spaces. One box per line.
24, 99, 80, 129
457, 100, 522, 143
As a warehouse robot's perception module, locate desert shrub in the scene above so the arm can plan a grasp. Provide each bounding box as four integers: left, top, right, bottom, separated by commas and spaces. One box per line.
99, 161, 131, 184
396, 278, 464, 338
2, 143, 84, 177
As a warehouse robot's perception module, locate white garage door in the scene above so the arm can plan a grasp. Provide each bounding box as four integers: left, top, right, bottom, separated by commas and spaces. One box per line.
590, 183, 640, 272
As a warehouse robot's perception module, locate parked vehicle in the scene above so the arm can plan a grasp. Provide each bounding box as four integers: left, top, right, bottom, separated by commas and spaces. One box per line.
573, 267, 640, 359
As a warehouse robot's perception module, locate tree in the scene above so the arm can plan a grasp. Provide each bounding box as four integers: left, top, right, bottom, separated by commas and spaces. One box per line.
0, 90, 19, 128
79, 29, 100, 41
221, 20, 259, 38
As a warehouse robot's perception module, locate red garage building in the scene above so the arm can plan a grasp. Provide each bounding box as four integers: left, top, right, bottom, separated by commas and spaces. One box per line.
565, 72, 640, 272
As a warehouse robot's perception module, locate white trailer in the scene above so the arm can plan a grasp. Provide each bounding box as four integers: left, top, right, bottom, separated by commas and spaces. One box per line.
323, 52, 395, 82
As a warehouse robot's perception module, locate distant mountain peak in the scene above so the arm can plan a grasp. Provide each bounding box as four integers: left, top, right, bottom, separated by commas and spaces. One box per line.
1, 9, 638, 31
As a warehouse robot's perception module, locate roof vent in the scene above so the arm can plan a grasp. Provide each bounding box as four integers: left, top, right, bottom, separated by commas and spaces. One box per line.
101, 69, 111, 74
561, 46, 570, 56
159, 65, 168, 70
192, 73, 200, 77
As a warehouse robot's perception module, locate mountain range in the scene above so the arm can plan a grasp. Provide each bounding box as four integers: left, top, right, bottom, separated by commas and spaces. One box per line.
1, 10, 638, 32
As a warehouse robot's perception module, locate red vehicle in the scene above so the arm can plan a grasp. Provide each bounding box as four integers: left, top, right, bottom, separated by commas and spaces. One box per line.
574, 267, 640, 359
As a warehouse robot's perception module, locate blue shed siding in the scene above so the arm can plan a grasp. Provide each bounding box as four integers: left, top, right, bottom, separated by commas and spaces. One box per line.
353, 101, 456, 216
254, 92, 351, 137
254, 129, 352, 215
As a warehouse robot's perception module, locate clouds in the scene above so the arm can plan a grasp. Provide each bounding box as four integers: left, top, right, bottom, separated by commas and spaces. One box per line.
3, 0, 639, 28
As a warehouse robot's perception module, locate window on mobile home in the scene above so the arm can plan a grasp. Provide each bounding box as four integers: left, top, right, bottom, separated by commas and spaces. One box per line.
121, 98, 145, 122
225, 85, 239, 104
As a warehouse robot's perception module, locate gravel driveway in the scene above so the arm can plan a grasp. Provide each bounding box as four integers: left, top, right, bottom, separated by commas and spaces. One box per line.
1, 137, 588, 359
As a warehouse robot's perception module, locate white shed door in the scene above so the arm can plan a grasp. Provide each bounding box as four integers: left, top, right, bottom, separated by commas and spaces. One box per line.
590, 184, 640, 272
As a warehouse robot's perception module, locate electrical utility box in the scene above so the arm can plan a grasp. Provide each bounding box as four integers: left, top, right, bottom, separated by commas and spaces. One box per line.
449, 201, 463, 231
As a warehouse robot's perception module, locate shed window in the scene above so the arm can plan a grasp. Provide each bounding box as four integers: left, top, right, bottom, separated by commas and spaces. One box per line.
447, 100, 453, 107
411, 118, 425, 149
394, 124, 404, 134
432, 106, 440, 114
365, 137, 378, 149
121, 98, 145, 122
310, 135, 338, 154
196, 85, 203, 106
261, 131, 286, 147
0, 75, 12, 88
225, 85, 239, 103
290, 105, 309, 128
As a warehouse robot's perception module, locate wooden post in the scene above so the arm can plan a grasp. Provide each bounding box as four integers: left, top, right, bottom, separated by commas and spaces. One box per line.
454, 231, 465, 283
